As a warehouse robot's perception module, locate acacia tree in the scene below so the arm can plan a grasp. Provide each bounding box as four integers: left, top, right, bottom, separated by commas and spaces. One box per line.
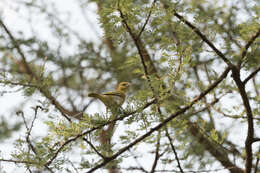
0, 0, 259, 172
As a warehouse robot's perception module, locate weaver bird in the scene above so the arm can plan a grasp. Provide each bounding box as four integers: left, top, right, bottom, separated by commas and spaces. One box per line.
88, 82, 130, 109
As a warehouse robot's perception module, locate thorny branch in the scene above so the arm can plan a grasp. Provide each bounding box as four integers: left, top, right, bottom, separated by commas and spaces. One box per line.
0, 159, 38, 165
122, 166, 240, 173
16, 107, 54, 172
119, 6, 184, 173
118, 5, 157, 76
210, 104, 260, 121
231, 66, 255, 173
128, 151, 148, 173
238, 28, 260, 68
83, 137, 107, 160
171, 7, 259, 173
119, 4, 242, 172
150, 131, 161, 173
253, 138, 260, 143
0, 18, 74, 122
86, 68, 231, 172
44, 99, 157, 166
165, 129, 184, 173
0, 19, 34, 76
137, 0, 157, 38
255, 157, 259, 173
171, 10, 232, 67
243, 66, 260, 85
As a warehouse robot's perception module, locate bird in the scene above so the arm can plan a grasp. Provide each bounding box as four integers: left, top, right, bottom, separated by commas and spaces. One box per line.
88, 82, 130, 110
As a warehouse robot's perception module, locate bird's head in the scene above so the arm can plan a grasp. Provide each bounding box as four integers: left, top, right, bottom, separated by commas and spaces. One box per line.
116, 82, 131, 92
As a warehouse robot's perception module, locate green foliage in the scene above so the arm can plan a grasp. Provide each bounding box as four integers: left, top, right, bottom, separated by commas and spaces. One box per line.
24, 87, 36, 96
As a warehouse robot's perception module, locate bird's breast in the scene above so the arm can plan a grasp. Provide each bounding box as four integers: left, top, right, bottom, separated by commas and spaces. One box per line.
112, 95, 124, 106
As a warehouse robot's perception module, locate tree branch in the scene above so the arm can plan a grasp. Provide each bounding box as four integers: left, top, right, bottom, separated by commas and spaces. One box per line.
86, 67, 230, 172
254, 157, 259, 173
15, 108, 54, 172
172, 10, 232, 67
231, 66, 255, 173
44, 99, 157, 166
83, 137, 108, 160
238, 27, 260, 68
188, 121, 243, 173
0, 159, 38, 165
150, 131, 161, 173
243, 66, 260, 85
0, 18, 74, 122
165, 129, 184, 173
0, 19, 34, 76
118, 7, 158, 76
253, 138, 260, 143
137, 0, 157, 38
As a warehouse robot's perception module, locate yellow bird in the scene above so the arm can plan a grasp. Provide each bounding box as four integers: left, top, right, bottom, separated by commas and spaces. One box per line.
88, 82, 130, 109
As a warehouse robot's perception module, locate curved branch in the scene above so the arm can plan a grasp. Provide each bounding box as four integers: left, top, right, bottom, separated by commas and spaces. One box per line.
0, 18, 79, 122
172, 10, 232, 67
165, 129, 184, 173
150, 131, 161, 173
0, 159, 38, 165
118, 7, 157, 76
137, 0, 157, 38
231, 66, 255, 173
238, 27, 260, 67
243, 66, 260, 85
86, 67, 230, 172
44, 99, 157, 166
0, 19, 34, 76
83, 138, 108, 160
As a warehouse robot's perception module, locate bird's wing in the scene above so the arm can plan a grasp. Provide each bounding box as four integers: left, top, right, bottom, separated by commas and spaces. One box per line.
103, 91, 125, 106
102, 91, 125, 97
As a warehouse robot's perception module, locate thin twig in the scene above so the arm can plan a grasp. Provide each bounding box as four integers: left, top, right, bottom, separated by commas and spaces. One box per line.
118, 6, 157, 76
18, 107, 54, 172
252, 138, 260, 143
243, 66, 260, 85
0, 18, 73, 122
197, 4, 242, 49
137, 0, 157, 38
86, 68, 230, 172
172, 10, 232, 67
0, 81, 39, 88
67, 160, 80, 173
252, 77, 260, 96
123, 167, 148, 172
254, 157, 259, 173
238, 28, 260, 68
151, 131, 161, 173
83, 137, 108, 160
0, 159, 38, 165
231, 66, 255, 173
128, 150, 149, 173
165, 130, 184, 173
0, 19, 34, 76
122, 166, 238, 172
44, 99, 157, 166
